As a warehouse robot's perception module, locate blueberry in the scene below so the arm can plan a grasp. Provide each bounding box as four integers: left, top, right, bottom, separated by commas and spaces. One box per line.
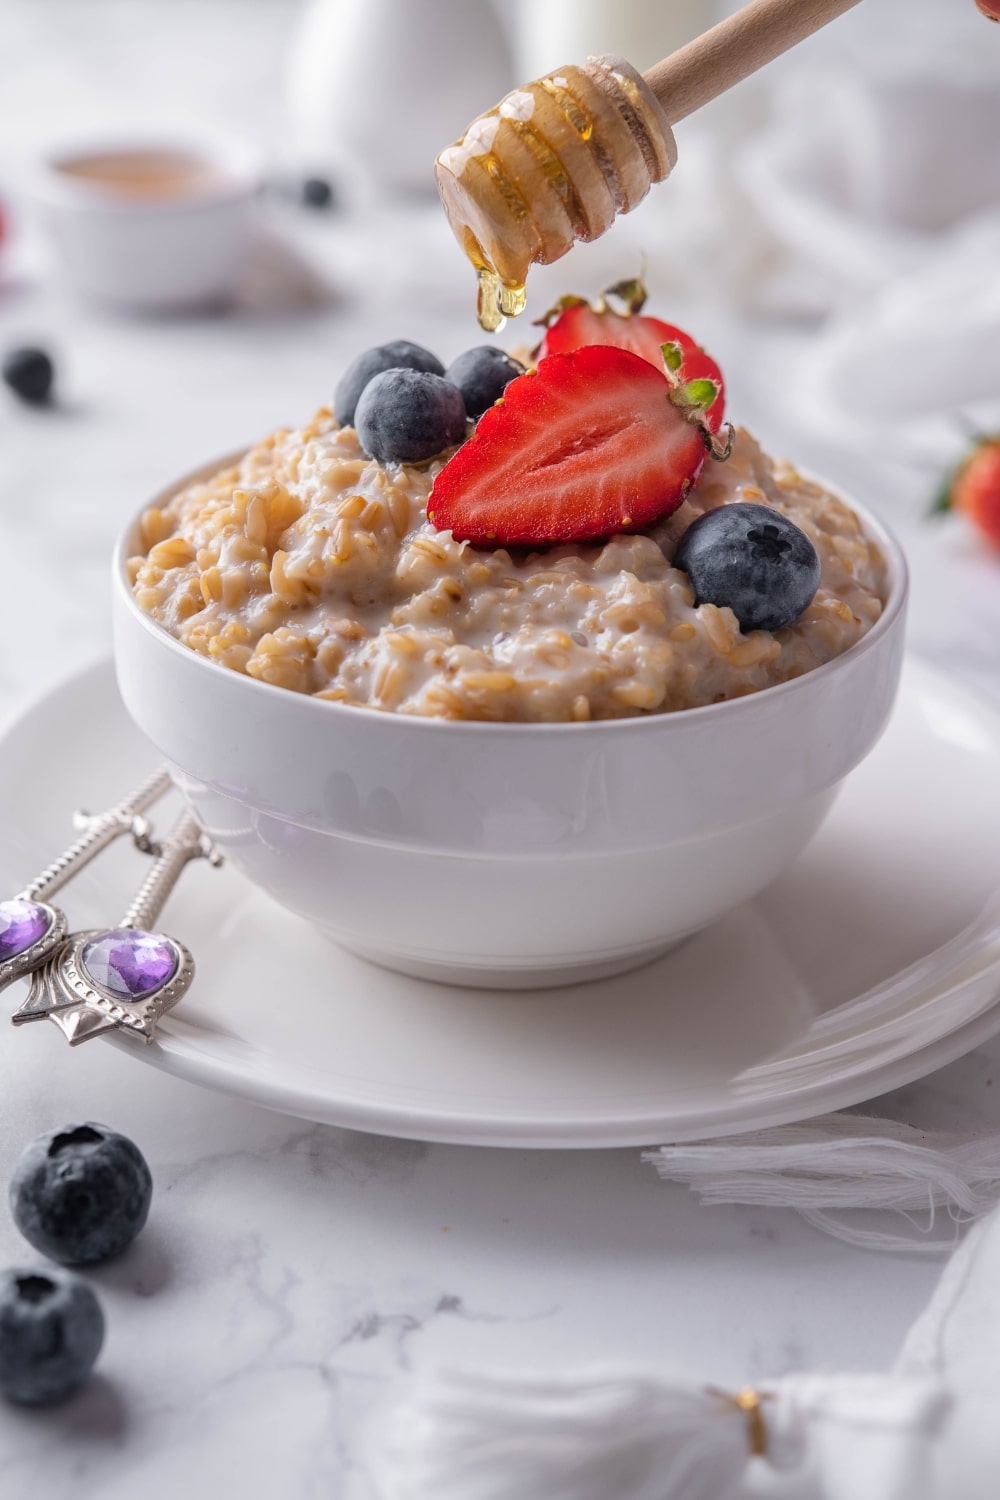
335, 341, 444, 426
302, 175, 334, 209
2, 347, 54, 406
0, 1266, 104, 1405
444, 346, 525, 418
673, 502, 820, 633
10, 1122, 152, 1267
355, 367, 467, 465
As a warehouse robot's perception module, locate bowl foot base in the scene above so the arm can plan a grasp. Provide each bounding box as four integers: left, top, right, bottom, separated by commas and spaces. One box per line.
333, 936, 687, 991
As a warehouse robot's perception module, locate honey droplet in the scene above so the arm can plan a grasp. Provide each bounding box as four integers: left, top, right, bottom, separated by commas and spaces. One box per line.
476, 268, 527, 334
476, 268, 505, 333
497, 280, 527, 320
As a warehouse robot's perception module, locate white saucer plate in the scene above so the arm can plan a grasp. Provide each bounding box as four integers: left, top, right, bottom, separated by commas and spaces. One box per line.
2, 657, 1000, 1148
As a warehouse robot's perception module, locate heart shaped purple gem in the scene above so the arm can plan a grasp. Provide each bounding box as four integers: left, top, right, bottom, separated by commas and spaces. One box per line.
81, 929, 178, 999
0, 900, 51, 962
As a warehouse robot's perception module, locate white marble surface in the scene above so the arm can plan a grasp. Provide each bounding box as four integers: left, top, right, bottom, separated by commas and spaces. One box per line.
2, 2, 1000, 1495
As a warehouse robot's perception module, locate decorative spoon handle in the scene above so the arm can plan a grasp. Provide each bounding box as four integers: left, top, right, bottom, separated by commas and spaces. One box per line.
18, 766, 172, 903
119, 814, 218, 931
12, 810, 221, 1047
0, 767, 173, 992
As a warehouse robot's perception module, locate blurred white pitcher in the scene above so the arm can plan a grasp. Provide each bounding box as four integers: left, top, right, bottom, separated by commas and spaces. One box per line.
284, 0, 515, 194
511, 0, 718, 79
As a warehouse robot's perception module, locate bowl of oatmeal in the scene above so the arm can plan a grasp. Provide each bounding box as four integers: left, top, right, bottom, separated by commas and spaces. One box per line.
112, 314, 907, 988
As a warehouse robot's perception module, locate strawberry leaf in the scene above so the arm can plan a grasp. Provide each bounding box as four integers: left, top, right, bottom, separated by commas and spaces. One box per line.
669, 378, 720, 413
660, 341, 684, 374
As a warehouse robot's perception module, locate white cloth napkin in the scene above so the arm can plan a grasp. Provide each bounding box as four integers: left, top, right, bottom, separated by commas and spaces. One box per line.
780, 223, 1000, 482
736, 67, 1000, 317
893, 1200, 1000, 1499
726, 11, 1000, 498
372, 1204, 1000, 1499
647, 1114, 1000, 1256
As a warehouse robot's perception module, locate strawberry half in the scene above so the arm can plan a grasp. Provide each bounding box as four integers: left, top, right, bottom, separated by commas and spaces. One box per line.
536, 283, 726, 433
428, 346, 716, 547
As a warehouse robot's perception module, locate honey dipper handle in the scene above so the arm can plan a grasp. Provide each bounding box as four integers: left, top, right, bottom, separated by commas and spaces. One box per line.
643, 0, 862, 125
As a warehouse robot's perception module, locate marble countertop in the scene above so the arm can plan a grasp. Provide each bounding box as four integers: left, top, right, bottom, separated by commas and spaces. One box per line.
3, 3, 1000, 1496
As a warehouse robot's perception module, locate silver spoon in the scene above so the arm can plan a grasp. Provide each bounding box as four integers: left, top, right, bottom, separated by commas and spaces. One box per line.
12, 811, 221, 1046
0, 767, 172, 994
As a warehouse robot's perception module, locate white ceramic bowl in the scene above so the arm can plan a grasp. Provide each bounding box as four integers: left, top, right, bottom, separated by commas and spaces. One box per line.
113, 460, 908, 989
29, 139, 260, 311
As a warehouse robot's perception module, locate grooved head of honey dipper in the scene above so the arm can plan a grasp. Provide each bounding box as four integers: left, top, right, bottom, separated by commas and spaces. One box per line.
435, 58, 677, 330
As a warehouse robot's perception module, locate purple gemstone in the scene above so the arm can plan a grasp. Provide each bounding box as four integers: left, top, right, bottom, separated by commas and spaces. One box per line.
81, 929, 178, 999
0, 900, 51, 962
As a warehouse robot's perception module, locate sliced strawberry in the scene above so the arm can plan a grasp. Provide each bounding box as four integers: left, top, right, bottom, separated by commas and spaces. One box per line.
536, 288, 726, 432
428, 346, 713, 547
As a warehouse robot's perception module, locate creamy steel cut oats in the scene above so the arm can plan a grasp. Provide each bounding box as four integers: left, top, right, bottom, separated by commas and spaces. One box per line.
129, 409, 886, 722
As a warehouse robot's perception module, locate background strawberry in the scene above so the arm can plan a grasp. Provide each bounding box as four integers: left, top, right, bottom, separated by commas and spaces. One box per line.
935, 435, 1000, 551
535, 281, 726, 433
429, 346, 718, 547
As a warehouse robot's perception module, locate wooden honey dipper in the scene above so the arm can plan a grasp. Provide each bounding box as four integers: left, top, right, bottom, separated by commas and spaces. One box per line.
435, 0, 862, 331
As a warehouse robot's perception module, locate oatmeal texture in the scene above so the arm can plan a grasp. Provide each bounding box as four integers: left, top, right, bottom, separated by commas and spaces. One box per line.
130, 411, 887, 722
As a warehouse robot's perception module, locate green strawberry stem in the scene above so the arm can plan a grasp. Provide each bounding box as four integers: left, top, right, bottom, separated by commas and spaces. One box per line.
600, 276, 648, 316
931, 480, 953, 515
707, 424, 735, 462
666, 376, 733, 462
534, 274, 651, 329
531, 294, 588, 329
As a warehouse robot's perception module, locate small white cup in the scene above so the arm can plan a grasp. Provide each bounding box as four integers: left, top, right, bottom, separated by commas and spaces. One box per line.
29, 138, 260, 312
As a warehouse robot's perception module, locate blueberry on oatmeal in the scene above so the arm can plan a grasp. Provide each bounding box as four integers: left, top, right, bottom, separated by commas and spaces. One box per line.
0, 1267, 104, 1405
354, 367, 467, 465
674, 502, 821, 634
444, 346, 525, 418
334, 340, 444, 426
10, 1122, 153, 1267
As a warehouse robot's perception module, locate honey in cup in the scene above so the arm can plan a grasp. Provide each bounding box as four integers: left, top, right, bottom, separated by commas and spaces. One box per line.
53, 149, 219, 202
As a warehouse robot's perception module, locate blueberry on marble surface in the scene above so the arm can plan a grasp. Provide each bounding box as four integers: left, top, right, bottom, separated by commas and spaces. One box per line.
10, 1123, 152, 1267
673, 502, 821, 634
301, 175, 334, 209
444, 346, 525, 418
355, 367, 467, 465
0, 1266, 104, 1405
335, 341, 444, 426
2, 347, 54, 406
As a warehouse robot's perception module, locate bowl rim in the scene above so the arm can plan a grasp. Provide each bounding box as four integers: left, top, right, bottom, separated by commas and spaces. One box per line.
28, 135, 260, 214
113, 448, 909, 738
